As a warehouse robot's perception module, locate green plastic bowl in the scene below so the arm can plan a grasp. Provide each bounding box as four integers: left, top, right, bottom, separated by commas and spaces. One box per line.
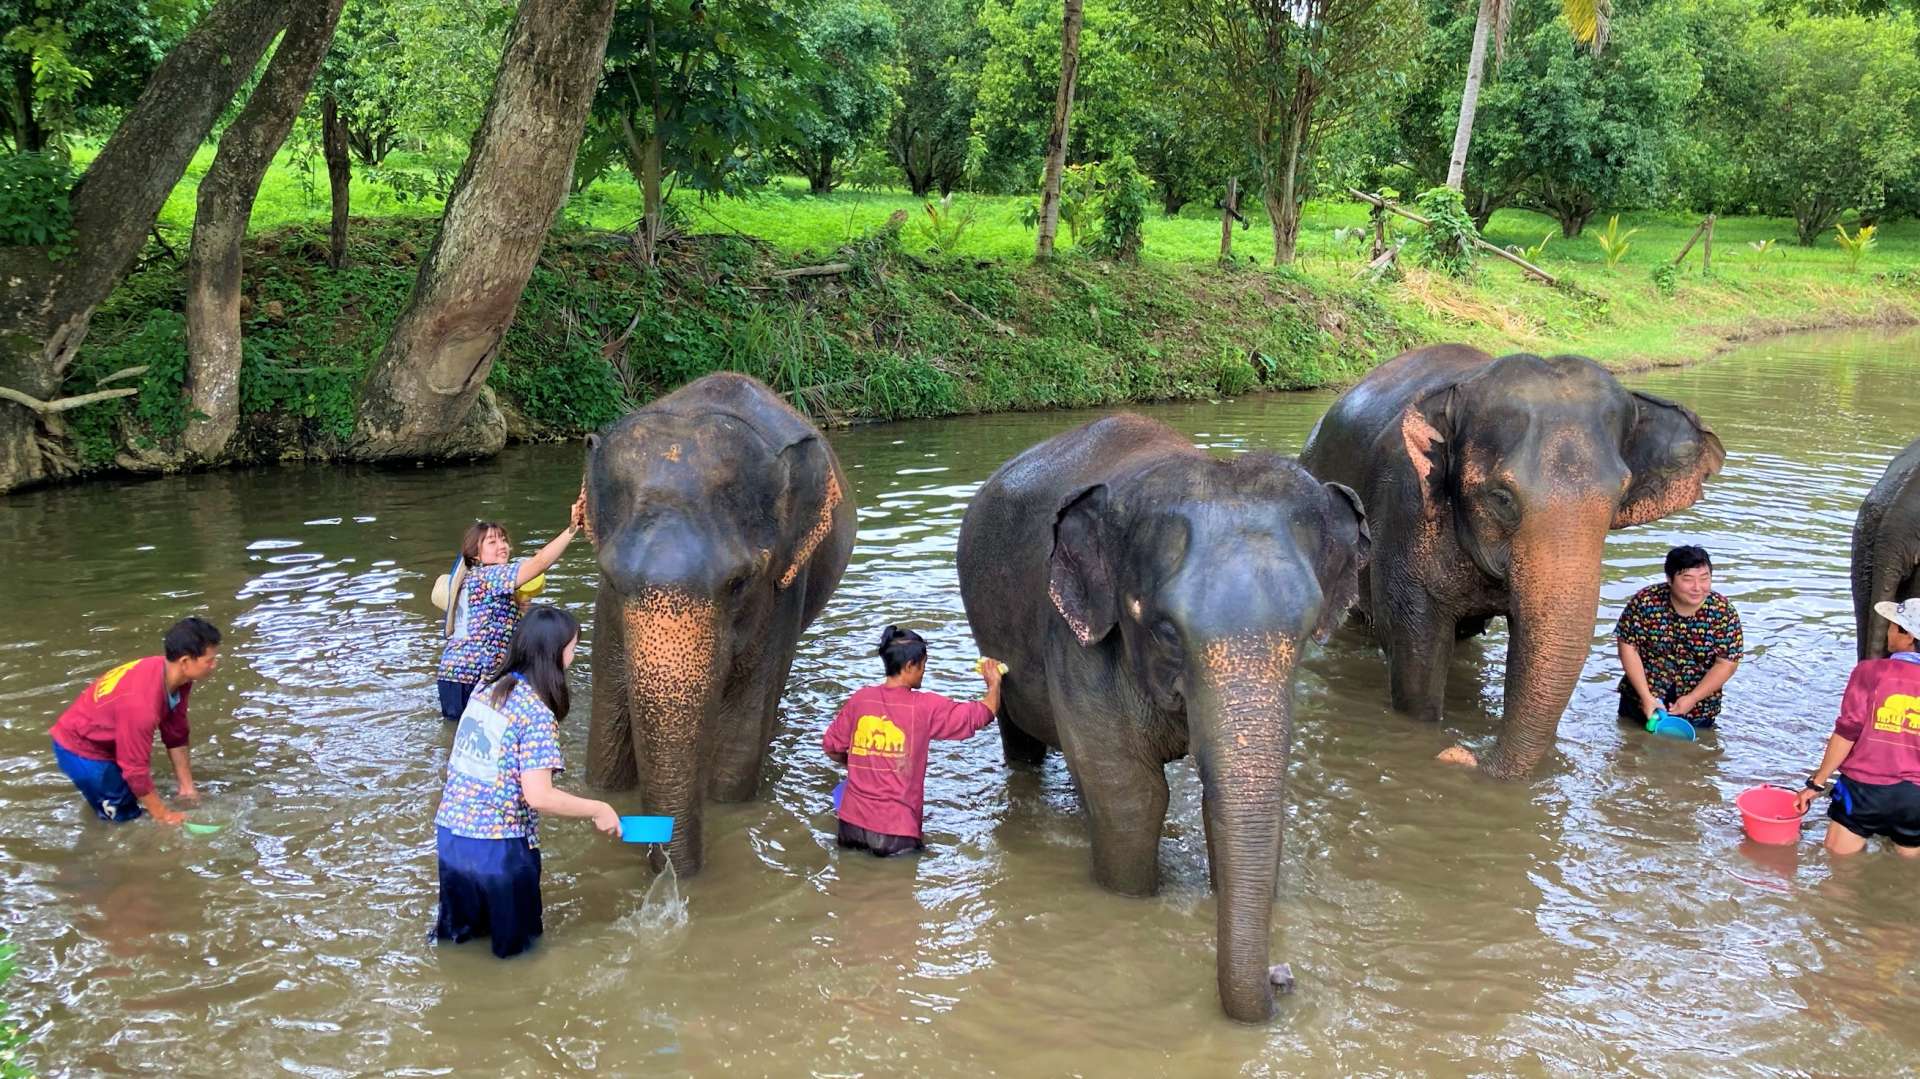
183, 821, 223, 835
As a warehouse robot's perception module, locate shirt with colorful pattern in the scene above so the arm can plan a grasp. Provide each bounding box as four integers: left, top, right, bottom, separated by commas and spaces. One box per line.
434, 676, 565, 844
1614, 582, 1743, 722
435, 559, 524, 685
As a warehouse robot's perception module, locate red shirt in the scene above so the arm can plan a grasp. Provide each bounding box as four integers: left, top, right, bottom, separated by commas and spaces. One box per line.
49, 656, 192, 798
823, 685, 993, 839
1832, 657, 1920, 786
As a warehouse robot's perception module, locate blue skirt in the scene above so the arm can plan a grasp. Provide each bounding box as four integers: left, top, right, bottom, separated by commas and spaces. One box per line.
435, 826, 543, 958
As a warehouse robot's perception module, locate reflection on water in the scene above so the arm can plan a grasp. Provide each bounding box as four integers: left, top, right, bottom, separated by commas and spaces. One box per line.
4, 328, 1920, 1075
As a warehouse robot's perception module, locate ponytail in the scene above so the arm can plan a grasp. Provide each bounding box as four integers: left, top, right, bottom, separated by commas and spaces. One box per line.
876, 624, 928, 677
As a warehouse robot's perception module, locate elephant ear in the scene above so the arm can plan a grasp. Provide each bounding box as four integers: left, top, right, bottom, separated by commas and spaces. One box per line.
773, 431, 847, 591
1400, 383, 1459, 506
1048, 484, 1119, 646
1312, 481, 1370, 641
1613, 391, 1726, 529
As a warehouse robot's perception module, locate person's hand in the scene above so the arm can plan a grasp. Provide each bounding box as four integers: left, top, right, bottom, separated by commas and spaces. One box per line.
1669, 695, 1697, 718
176, 785, 200, 805
590, 802, 620, 837
152, 806, 186, 826
570, 491, 588, 533
979, 656, 1005, 690
1641, 693, 1665, 718
1794, 785, 1821, 815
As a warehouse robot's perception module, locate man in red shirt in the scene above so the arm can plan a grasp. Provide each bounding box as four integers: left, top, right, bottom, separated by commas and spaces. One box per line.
1796, 599, 1920, 856
49, 617, 222, 825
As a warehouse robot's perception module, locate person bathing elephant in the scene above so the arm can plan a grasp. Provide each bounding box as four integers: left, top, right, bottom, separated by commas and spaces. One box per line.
1299, 345, 1724, 777
1852, 436, 1920, 660
956, 414, 1370, 1024
581, 373, 855, 876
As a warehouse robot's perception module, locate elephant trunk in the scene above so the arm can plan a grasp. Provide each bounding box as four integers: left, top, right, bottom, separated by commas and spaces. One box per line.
1482, 510, 1608, 778
623, 589, 722, 876
1190, 633, 1298, 1023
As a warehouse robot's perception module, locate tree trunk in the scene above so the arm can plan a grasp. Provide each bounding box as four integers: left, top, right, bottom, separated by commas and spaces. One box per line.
323, 93, 352, 269
1264, 106, 1310, 265
807, 149, 835, 195
351, 0, 617, 460
0, 0, 292, 494
1219, 176, 1238, 263
1446, 0, 1497, 191
8, 58, 46, 153
1034, 0, 1084, 261
185, 0, 347, 464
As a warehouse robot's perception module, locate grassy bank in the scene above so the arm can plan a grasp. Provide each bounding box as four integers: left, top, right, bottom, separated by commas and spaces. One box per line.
53, 150, 1920, 475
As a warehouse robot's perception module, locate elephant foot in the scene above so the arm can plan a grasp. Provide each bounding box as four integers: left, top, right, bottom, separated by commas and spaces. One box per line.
1436, 745, 1478, 768
1268, 963, 1295, 995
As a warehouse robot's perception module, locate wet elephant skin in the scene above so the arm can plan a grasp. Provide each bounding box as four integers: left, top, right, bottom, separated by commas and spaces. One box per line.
955, 413, 1369, 1023
582, 373, 855, 876
1852, 436, 1920, 659
1299, 344, 1725, 778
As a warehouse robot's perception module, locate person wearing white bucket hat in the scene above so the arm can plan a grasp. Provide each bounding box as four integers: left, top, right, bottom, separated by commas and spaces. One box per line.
1794, 597, 1920, 856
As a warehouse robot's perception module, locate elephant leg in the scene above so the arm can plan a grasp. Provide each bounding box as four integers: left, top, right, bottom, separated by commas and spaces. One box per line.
708, 661, 785, 803
1058, 721, 1169, 897
998, 717, 1049, 768
995, 674, 1054, 768
586, 585, 638, 790
1382, 594, 1455, 724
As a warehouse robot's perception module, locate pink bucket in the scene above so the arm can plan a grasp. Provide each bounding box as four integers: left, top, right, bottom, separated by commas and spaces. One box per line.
1736, 785, 1804, 845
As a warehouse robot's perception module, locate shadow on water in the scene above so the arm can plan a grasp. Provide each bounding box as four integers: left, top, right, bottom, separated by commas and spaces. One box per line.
3, 327, 1920, 1074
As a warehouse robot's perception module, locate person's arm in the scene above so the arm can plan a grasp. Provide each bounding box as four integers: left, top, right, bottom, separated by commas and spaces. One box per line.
926, 661, 1005, 740
1617, 640, 1663, 716
160, 689, 195, 801
515, 496, 588, 587
1794, 733, 1856, 814
1672, 657, 1739, 717
823, 699, 853, 766
521, 769, 619, 835
167, 746, 197, 802
113, 695, 182, 824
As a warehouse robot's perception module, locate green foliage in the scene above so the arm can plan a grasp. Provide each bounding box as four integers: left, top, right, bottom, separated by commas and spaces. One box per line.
2, 17, 94, 151
1088, 154, 1150, 261
1410, 186, 1478, 277
0, 938, 31, 1079
0, 0, 195, 152
1650, 261, 1680, 296
1516, 231, 1553, 262
883, 0, 983, 196
1834, 222, 1877, 271
913, 194, 980, 254
1593, 214, 1639, 269
778, 0, 902, 193
1747, 238, 1777, 257
0, 150, 75, 252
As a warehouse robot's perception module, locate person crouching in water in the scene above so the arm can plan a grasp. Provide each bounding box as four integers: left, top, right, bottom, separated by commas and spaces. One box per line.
435, 496, 585, 723
1794, 599, 1920, 857
823, 625, 1004, 856
434, 606, 619, 957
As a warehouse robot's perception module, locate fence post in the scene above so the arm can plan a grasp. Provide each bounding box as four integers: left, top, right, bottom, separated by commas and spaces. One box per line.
1702, 214, 1714, 274
1220, 177, 1239, 264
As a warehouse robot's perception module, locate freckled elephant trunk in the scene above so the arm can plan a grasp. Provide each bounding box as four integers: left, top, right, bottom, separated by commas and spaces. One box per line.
623, 592, 721, 876
1190, 642, 1297, 1024
1483, 516, 1608, 778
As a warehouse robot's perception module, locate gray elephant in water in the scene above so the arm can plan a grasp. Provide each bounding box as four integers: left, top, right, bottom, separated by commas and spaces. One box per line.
1299, 345, 1724, 777
582, 373, 855, 875
956, 414, 1369, 1023
1853, 436, 1920, 659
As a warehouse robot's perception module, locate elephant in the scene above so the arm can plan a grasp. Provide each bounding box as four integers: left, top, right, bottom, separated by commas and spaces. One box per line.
955, 413, 1370, 1023
1852, 436, 1920, 660
1299, 345, 1725, 777
581, 372, 855, 875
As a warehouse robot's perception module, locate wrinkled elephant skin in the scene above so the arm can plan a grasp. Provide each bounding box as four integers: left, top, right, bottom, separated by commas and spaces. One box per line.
956, 414, 1370, 1023
583, 373, 855, 876
1299, 345, 1725, 777
1852, 437, 1920, 659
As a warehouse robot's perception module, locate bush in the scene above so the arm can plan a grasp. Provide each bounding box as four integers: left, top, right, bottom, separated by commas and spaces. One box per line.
1409, 186, 1478, 278
0, 152, 77, 255
1087, 155, 1151, 261
1, 938, 32, 1079
1651, 262, 1680, 297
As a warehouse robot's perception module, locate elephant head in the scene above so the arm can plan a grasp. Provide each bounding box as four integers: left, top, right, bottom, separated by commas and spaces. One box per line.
582, 389, 845, 875
1403, 354, 1724, 777
1047, 452, 1369, 1023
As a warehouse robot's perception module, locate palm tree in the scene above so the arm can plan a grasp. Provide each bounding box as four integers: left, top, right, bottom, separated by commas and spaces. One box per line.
1445, 0, 1608, 191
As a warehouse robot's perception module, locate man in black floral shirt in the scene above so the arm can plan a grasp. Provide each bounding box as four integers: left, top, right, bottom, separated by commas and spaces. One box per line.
1615, 545, 1743, 728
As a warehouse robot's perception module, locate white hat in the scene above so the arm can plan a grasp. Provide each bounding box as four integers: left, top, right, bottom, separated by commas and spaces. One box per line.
1874, 599, 1920, 639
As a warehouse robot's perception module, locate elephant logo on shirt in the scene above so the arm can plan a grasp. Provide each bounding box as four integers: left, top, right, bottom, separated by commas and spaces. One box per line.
1873, 693, 1920, 735
449, 695, 513, 782
851, 714, 906, 757
92, 660, 141, 701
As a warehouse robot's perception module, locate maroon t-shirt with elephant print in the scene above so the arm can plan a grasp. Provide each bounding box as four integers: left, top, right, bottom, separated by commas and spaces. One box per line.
824, 685, 994, 839
1614, 582, 1743, 723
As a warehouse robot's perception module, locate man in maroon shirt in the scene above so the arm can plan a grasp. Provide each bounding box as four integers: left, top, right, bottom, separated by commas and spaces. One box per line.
1796, 600, 1920, 856
49, 617, 222, 825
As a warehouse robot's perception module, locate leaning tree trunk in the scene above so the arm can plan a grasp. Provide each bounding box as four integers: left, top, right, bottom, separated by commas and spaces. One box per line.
0, 0, 292, 494
322, 92, 352, 268
1446, 0, 1498, 192
351, 0, 618, 460
1034, 0, 1084, 261
184, 0, 347, 463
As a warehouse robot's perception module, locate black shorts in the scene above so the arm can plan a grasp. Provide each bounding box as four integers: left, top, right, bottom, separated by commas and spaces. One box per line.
836, 819, 924, 857
1829, 776, 1920, 847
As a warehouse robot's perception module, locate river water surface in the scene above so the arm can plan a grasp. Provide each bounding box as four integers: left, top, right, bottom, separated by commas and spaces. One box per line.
4, 327, 1919, 1077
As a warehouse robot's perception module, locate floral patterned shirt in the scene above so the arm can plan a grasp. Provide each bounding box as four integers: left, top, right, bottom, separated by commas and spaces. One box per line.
1614, 582, 1743, 722
435, 677, 565, 844
435, 559, 524, 685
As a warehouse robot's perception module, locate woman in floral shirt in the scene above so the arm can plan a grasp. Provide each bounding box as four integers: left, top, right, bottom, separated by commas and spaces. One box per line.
435, 606, 618, 958
435, 495, 586, 722
1615, 545, 1743, 728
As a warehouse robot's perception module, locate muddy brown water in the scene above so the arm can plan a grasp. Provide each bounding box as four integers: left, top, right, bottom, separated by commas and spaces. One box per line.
4, 327, 1920, 1077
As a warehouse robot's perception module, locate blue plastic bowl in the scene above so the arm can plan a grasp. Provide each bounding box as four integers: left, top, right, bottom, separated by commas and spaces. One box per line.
1647, 709, 1698, 741
619, 816, 674, 843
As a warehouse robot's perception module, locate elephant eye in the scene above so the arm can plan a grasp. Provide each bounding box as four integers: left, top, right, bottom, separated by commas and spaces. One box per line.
1151, 619, 1181, 648
1486, 486, 1521, 525
725, 573, 750, 597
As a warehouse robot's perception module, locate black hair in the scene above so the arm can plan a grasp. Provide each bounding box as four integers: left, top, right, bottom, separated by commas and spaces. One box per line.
489, 605, 580, 719
164, 616, 222, 661
1664, 545, 1713, 579
877, 624, 928, 677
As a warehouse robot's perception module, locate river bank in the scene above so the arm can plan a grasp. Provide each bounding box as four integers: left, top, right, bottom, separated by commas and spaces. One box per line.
42, 210, 1920, 485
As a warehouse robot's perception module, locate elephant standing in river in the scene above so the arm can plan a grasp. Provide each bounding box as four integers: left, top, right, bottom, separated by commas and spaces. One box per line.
582, 373, 855, 875
956, 414, 1369, 1023
1299, 345, 1724, 777
1852, 436, 1920, 659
